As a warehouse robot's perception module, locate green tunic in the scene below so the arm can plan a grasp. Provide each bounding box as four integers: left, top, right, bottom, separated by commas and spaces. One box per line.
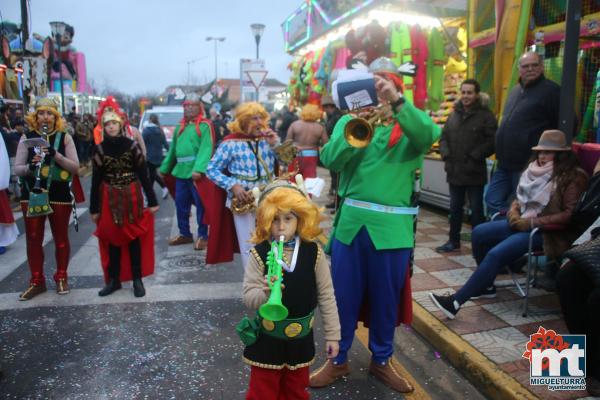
320, 101, 441, 249
159, 122, 213, 179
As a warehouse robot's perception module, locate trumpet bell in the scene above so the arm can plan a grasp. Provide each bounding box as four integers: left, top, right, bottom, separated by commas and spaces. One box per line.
344, 117, 373, 148
259, 302, 289, 322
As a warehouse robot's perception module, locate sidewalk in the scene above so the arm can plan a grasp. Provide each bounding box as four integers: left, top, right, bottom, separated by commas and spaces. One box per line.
313, 167, 587, 400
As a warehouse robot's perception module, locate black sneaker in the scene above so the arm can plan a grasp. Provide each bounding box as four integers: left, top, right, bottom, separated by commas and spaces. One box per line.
429, 293, 460, 319
435, 241, 460, 253
325, 202, 336, 209
471, 286, 497, 300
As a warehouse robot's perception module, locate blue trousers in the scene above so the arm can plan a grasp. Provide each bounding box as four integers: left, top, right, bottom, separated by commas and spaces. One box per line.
484, 167, 521, 216
454, 220, 542, 304
331, 227, 410, 364
175, 178, 208, 239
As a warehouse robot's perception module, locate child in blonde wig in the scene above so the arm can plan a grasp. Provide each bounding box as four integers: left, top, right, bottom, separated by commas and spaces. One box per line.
242, 183, 340, 400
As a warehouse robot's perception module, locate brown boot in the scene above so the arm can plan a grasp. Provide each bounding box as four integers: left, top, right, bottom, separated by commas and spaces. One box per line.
194, 238, 208, 251
369, 359, 414, 393
168, 235, 193, 246
19, 283, 47, 301
309, 360, 350, 388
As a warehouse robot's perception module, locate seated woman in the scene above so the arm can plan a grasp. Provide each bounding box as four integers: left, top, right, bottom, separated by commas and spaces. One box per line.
556, 158, 600, 397
430, 130, 588, 319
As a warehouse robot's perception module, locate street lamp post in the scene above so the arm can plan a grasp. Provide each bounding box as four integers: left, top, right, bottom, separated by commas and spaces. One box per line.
205, 36, 226, 83
250, 23, 265, 101
186, 57, 208, 85
49, 21, 67, 114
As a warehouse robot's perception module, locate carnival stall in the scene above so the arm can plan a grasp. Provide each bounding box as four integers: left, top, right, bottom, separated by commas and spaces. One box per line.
282, 0, 468, 209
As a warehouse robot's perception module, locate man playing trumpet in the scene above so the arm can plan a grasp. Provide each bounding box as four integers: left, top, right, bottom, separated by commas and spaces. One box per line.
310, 58, 441, 393
206, 102, 279, 267
14, 97, 80, 300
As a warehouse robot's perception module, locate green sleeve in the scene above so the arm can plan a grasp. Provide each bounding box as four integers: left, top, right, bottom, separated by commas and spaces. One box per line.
319, 114, 360, 172
159, 125, 179, 174
394, 101, 441, 153
192, 123, 213, 174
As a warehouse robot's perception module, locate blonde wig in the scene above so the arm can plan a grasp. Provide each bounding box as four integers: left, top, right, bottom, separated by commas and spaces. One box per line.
300, 104, 322, 122
227, 102, 269, 134
251, 187, 323, 243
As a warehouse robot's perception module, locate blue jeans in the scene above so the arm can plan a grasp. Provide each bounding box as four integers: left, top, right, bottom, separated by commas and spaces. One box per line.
449, 184, 485, 244
484, 167, 521, 216
331, 227, 410, 364
175, 178, 208, 239
454, 220, 542, 304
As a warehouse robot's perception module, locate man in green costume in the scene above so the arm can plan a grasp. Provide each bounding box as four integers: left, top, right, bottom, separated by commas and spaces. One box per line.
160, 94, 213, 250
310, 58, 441, 393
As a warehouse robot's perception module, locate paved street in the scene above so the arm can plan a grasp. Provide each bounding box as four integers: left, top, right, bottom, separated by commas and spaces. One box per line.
0, 175, 486, 399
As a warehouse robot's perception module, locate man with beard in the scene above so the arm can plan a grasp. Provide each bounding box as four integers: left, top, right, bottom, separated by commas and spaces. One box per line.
206, 102, 279, 267
485, 51, 561, 215
160, 94, 214, 250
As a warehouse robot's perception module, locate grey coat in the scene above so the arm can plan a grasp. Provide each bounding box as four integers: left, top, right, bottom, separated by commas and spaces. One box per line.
439, 98, 497, 186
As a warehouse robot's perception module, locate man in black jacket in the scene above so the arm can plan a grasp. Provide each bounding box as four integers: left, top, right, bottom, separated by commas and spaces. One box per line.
485, 52, 561, 215
437, 79, 497, 252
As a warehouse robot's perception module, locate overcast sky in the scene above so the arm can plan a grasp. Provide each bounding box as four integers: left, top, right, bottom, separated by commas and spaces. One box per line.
2, 0, 300, 95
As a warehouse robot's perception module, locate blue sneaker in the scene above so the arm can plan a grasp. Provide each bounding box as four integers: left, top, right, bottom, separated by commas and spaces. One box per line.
471, 286, 497, 300
0, 246, 5, 255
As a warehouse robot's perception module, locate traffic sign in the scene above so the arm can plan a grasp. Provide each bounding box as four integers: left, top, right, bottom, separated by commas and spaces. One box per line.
245, 70, 268, 90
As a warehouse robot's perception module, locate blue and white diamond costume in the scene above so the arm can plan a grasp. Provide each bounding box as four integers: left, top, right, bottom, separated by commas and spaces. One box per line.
206, 102, 279, 267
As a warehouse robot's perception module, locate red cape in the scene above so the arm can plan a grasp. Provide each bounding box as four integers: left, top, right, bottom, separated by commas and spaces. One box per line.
358, 267, 413, 327
198, 131, 250, 264
97, 214, 155, 283
95, 183, 155, 283
0, 190, 15, 224
164, 121, 240, 264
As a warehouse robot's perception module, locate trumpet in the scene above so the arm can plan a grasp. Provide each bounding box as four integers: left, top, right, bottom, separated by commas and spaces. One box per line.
344, 104, 393, 148
259, 235, 289, 321
31, 124, 50, 194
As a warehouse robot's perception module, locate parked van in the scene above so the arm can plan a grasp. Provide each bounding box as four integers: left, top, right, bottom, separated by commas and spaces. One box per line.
139, 106, 183, 143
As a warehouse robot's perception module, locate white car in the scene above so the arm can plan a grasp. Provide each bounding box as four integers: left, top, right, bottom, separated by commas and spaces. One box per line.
139, 106, 184, 144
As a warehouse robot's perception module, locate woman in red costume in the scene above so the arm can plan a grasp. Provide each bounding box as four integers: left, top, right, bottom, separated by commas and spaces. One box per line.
90, 107, 158, 298
93, 96, 147, 156
14, 97, 80, 300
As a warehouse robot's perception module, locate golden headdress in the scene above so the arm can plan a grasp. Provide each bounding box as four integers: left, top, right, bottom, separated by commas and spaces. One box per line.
101, 108, 123, 126
24, 97, 65, 133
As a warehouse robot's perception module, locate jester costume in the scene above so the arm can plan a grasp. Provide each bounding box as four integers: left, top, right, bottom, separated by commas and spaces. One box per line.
311, 58, 441, 392
159, 99, 213, 247
14, 98, 80, 300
